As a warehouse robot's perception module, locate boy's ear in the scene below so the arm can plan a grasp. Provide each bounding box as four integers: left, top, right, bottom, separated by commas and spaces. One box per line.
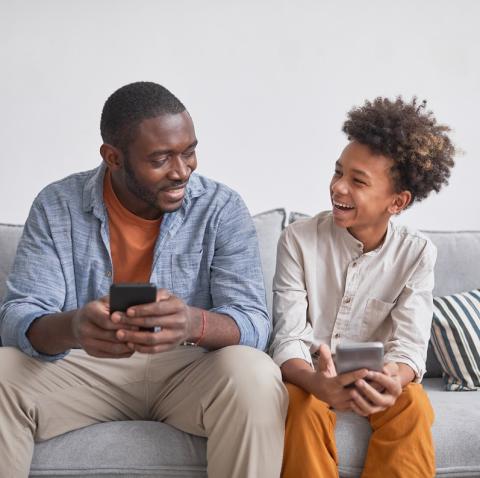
388, 191, 412, 215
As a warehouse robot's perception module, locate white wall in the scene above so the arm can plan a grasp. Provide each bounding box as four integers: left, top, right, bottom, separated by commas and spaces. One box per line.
1, 0, 479, 229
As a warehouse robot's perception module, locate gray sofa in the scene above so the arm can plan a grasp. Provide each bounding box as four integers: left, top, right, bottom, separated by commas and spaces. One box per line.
1, 208, 479, 478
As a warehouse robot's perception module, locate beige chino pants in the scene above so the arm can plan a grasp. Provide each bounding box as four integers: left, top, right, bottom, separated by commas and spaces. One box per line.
0, 345, 288, 477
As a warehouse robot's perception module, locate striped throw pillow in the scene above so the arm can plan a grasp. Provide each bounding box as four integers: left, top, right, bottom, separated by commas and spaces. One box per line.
431, 289, 480, 391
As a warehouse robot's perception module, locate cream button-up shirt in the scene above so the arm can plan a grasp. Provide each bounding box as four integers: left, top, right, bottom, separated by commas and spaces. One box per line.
269, 211, 437, 381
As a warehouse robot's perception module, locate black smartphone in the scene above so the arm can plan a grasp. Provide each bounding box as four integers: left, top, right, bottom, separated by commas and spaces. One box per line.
109, 283, 157, 332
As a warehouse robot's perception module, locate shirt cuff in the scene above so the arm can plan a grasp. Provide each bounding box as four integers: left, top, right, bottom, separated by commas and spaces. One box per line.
2, 307, 69, 362
210, 304, 269, 351
271, 339, 313, 368
384, 352, 425, 383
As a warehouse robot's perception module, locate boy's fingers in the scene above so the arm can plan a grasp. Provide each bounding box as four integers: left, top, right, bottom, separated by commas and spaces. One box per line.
338, 368, 369, 387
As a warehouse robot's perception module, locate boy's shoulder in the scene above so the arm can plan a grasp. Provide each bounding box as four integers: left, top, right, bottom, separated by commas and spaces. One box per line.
388, 221, 437, 260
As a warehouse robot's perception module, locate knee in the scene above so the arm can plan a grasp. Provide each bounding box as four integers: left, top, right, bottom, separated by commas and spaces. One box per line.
285, 383, 334, 429
398, 383, 434, 424
212, 346, 288, 419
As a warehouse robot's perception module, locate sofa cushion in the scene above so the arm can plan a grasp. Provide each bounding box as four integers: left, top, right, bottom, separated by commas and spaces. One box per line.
252, 209, 286, 317
431, 289, 480, 391
30, 421, 207, 477
29, 379, 480, 478
0, 223, 23, 303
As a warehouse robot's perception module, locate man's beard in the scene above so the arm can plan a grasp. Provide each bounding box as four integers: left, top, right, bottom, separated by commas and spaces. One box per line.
123, 156, 159, 210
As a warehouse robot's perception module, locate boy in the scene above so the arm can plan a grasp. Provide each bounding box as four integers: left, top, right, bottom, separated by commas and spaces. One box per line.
270, 97, 456, 477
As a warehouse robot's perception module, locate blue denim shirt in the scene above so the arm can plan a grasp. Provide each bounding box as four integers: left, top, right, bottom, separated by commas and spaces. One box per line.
0, 164, 269, 360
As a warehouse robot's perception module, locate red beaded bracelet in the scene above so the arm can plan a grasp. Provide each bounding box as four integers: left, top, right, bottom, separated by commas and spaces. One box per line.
195, 310, 207, 346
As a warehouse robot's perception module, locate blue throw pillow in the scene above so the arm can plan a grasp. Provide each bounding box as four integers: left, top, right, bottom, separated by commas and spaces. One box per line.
431, 289, 480, 391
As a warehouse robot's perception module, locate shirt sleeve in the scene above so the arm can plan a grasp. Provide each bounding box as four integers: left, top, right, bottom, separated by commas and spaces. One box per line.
0, 197, 70, 361
269, 226, 314, 368
209, 193, 270, 351
383, 240, 437, 382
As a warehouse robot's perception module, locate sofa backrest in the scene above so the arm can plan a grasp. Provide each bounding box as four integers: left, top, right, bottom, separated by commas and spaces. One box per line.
1, 213, 479, 379
0, 224, 23, 303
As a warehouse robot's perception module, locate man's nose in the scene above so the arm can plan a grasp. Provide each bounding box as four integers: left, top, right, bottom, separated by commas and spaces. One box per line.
168, 155, 189, 181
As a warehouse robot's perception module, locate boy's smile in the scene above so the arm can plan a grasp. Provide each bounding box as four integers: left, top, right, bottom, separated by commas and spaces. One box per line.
330, 141, 411, 251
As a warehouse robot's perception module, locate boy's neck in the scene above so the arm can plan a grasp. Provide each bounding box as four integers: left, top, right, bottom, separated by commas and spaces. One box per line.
347, 221, 390, 253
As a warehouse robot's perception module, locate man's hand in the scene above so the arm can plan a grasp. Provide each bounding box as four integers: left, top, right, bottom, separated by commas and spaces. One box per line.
111, 289, 196, 354
349, 362, 402, 417
71, 296, 138, 358
308, 345, 369, 411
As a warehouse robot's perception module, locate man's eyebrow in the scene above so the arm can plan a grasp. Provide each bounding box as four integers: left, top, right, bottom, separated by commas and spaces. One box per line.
147, 140, 198, 158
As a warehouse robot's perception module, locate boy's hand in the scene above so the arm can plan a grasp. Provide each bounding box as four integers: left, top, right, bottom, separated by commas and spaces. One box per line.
350, 362, 402, 416
309, 345, 369, 411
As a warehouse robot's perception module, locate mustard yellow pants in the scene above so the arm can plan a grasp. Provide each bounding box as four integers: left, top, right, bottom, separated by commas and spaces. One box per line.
282, 382, 435, 478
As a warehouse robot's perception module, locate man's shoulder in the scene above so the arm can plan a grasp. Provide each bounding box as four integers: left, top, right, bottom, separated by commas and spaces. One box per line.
188, 173, 244, 207
35, 167, 99, 207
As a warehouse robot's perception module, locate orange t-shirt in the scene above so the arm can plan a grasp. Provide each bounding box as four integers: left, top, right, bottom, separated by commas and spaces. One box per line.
103, 171, 162, 283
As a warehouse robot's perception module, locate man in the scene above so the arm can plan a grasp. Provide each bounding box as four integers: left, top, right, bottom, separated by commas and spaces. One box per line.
0, 81, 287, 477
270, 97, 456, 477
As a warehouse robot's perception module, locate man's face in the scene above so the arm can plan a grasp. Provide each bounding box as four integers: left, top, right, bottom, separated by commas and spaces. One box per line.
113, 112, 198, 219
329, 141, 399, 233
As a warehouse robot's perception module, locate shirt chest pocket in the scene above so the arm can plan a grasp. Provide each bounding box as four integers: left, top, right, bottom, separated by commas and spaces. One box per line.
361, 297, 396, 336
171, 251, 204, 301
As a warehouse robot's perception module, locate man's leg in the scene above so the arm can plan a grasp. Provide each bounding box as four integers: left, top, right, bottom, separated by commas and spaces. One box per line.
281, 383, 338, 478
0, 347, 150, 477
362, 383, 435, 478
148, 345, 288, 478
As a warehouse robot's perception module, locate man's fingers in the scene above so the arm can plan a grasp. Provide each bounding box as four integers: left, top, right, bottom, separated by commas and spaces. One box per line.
84, 338, 134, 357
338, 368, 369, 387
126, 296, 182, 318
156, 288, 171, 301
116, 328, 182, 346
113, 314, 185, 330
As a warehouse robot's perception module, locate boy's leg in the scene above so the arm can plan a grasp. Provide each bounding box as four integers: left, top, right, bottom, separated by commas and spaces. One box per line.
0, 347, 150, 477
362, 383, 435, 478
148, 345, 288, 478
282, 382, 339, 478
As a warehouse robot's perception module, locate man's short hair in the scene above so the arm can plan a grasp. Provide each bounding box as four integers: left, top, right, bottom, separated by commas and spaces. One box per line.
343, 97, 456, 207
100, 81, 186, 152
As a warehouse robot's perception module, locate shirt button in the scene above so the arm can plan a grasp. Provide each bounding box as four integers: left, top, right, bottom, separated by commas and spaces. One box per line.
352, 262, 357, 267
344, 297, 351, 304
334, 333, 340, 338
105, 271, 112, 278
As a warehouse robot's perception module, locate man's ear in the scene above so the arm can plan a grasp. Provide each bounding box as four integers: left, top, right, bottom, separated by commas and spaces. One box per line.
388, 191, 412, 215
100, 143, 122, 171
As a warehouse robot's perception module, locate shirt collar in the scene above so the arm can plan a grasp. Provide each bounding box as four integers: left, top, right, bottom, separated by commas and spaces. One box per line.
330, 213, 393, 257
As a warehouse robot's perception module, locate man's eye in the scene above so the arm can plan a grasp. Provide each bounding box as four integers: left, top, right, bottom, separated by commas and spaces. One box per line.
151, 158, 168, 167
354, 178, 366, 185
182, 150, 195, 159
334, 170, 342, 176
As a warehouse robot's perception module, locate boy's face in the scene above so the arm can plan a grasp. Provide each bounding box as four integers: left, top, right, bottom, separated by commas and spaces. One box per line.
330, 141, 404, 232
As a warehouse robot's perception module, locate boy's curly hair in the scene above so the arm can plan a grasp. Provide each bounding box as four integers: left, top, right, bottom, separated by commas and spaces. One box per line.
342, 97, 455, 206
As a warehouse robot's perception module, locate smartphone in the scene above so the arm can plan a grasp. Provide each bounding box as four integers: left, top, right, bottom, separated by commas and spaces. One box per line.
109, 283, 157, 332
335, 341, 384, 375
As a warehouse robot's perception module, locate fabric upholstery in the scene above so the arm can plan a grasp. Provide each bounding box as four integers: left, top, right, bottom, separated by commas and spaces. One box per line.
431, 289, 480, 390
